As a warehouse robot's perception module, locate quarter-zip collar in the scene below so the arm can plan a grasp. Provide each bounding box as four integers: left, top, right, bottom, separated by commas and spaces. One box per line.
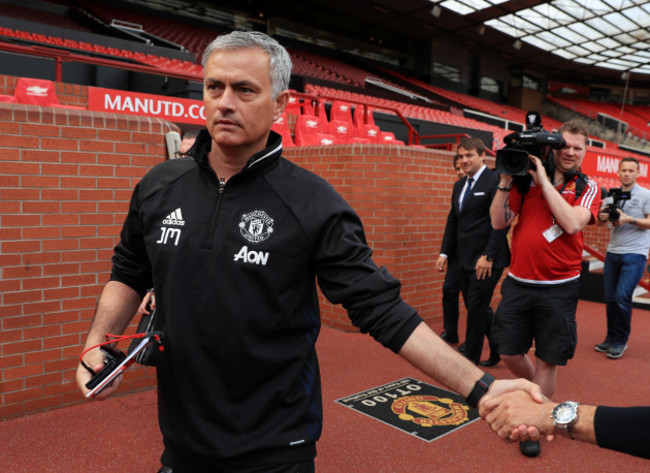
191, 129, 284, 182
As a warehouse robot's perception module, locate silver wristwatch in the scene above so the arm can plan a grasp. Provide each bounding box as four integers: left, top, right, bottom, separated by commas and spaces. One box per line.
551, 401, 580, 439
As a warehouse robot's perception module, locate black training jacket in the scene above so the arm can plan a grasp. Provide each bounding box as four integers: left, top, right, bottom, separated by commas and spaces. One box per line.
110, 129, 422, 467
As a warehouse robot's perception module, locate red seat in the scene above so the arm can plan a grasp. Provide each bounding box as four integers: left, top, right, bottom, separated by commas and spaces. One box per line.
285, 95, 302, 116
328, 119, 355, 143
14, 78, 60, 106
294, 114, 337, 146
13, 77, 86, 110
0, 94, 16, 103
271, 113, 294, 148
379, 131, 405, 146
302, 99, 328, 130
294, 114, 321, 146
358, 124, 381, 143
353, 104, 375, 128
330, 100, 353, 124
315, 133, 337, 146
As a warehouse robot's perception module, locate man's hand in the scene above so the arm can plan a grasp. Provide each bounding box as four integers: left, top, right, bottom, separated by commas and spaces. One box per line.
480, 378, 545, 411
615, 209, 634, 226
527, 155, 549, 186
479, 378, 545, 441
436, 255, 448, 272
76, 347, 124, 400
475, 255, 492, 280
481, 389, 555, 443
137, 291, 156, 315
597, 208, 610, 224
498, 175, 513, 188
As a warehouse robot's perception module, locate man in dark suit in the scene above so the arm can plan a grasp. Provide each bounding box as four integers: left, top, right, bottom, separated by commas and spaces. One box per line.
437, 137, 510, 366
439, 154, 465, 346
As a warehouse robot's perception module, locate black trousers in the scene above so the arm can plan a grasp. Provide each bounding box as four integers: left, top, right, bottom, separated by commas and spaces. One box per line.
458, 266, 503, 365
442, 256, 461, 337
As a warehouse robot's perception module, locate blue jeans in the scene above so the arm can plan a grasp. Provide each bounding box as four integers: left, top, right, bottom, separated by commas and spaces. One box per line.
603, 252, 647, 345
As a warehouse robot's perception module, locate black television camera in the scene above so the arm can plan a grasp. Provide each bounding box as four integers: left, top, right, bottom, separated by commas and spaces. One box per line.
603, 187, 631, 222
495, 111, 566, 177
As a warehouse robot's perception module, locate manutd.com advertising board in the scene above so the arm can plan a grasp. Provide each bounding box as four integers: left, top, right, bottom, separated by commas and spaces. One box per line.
88, 86, 205, 125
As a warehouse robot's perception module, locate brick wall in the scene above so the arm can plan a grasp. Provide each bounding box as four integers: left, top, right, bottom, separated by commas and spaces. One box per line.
0, 102, 178, 419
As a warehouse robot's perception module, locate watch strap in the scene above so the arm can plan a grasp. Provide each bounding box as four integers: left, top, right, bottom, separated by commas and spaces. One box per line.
466, 372, 495, 408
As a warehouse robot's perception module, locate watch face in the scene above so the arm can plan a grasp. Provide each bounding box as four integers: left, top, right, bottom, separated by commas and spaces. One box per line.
554, 403, 577, 424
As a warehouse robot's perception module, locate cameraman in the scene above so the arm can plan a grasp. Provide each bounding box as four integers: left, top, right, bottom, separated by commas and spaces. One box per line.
595, 157, 650, 359
489, 120, 601, 457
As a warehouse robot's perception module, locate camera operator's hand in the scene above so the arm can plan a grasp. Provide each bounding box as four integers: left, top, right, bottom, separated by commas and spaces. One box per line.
527, 155, 550, 186
597, 207, 610, 224
614, 209, 634, 227
498, 174, 513, 188
475, 255, 492, 280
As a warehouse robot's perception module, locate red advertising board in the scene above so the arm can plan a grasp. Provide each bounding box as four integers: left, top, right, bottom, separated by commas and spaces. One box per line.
582, 148, 650, 189
87, 86, 205, 125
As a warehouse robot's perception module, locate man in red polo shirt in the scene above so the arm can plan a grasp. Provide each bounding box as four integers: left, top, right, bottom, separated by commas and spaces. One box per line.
489, 119, 601, 457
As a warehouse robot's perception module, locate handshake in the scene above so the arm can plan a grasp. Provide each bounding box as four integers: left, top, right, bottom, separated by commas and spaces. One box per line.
478, 380, 649, 459
479, 382, 589, 444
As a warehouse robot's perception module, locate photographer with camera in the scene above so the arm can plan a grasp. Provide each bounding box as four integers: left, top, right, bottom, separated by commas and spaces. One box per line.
595, 157, 650, 360
489, 119, 601, 457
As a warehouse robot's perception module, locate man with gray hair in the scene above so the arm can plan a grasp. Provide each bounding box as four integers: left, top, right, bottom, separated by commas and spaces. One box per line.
77, 30, 539, 472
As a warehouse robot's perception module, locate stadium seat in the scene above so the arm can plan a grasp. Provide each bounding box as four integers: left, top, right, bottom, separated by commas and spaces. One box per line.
302, 99, 328, 130
271, 113, 295, 148
13, 77, 86, 109
294, 114, 322, 146
379, 131, 405, 146
353, 104, 375, 128
285, 95, 302, 115
328, 119, 356, 143
294, 114, 336, 146
14, 78, 60, 106
330, 100, 354, 125
315, 133, 337, 146
358, 124, 381, 143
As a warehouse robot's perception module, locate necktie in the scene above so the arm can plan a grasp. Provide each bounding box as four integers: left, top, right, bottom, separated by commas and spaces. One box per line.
460, 177, 474, 211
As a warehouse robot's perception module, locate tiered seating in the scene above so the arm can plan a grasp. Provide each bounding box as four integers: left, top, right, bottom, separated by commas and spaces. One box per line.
548, 95, 650, 139
0, 27, 203, 78
306, 84, 512, 148
626, 105, 650, 139
0, 2, 91, 32
289, 50, 372, 87
284, 90, 403, 146
382, 69, 563, 132
290, 53, 345, 85
78, 1, 218, 61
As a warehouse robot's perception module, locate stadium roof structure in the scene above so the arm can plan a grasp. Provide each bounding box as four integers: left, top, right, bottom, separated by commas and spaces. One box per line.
231, 0, 650, 86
